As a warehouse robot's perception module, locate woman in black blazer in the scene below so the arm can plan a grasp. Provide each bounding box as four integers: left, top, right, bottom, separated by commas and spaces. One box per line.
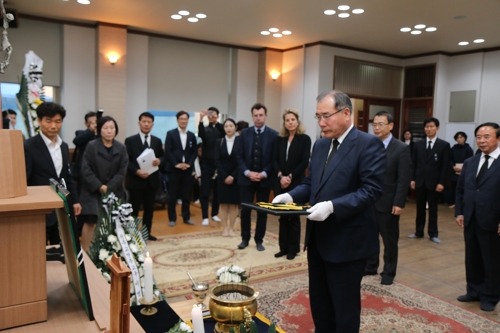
273, 109, 311, 260
402, 129, 415, 157
214, 119, 240, 236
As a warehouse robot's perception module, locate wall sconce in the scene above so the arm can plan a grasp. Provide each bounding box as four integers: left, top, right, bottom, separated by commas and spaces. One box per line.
270, 70, 280, 81
107, 53, 119, 65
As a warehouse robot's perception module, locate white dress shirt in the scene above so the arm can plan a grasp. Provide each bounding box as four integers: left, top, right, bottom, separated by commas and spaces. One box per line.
477, 147, 500, 176
178, 127, 187, 162
40, 132, 63, 177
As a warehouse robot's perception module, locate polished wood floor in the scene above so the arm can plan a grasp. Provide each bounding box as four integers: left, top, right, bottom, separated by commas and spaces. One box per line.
146, 199, 500, 323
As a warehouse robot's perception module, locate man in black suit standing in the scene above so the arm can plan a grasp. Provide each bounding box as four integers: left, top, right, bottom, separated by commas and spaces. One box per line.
125, 112, 164, 241
236, 103, 278, 251
198, 107, 225, 226
456, 122, 500, 312
73, 111, 97, 193
24, 102, 81, 245
409, 117, 450, 243
165, 111, 198, 226
365, 111, 412, 285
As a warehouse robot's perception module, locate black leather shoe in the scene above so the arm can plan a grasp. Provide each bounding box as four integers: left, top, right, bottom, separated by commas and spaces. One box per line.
256, 243, 265, 251
237, 241, 249, 249
286, 253, 296, 260
148, 235, 157, 241
457, 294, 480, 302
274, 251, 286, 258
480, 301, 496, 312
381, 276, 394, 285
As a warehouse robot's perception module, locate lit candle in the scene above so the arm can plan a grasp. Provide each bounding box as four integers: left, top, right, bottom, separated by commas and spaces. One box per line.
191, 304, 204, 333
144, 252, 153, 303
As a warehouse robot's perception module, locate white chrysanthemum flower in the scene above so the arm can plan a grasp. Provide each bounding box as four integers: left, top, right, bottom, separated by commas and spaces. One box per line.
125, 234, 131, 241
112, 242, 121, 252
138, 254, 145, 262
230, 265, 244, 273
103, 272, 111, 282
180, 322, 193, 332
99, 249, 109, 261
107, 234, 118, 243
231, 274, 242, 283
129, 243, 138, 253
217, 266, 229, 276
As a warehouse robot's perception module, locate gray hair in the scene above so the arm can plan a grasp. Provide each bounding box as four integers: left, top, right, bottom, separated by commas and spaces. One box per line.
316, 90, 352, 114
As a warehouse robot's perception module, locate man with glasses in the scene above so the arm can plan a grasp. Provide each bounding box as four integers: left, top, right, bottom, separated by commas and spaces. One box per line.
409, 117, 450, 243
273, 90, 386, 332
364, 111, 412, 285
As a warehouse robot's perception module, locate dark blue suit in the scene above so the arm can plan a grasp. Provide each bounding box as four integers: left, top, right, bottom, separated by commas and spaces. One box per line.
288, 127, 386, 332
236, 126, 278, 244
164, 128, 197, 222
456, 152, 500, 305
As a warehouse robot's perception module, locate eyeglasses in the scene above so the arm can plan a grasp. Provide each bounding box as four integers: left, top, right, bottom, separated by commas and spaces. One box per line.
371, 122, 389, 128
314, 107, 346, 121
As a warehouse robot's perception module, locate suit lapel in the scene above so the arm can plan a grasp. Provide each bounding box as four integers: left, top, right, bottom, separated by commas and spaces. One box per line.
477, 155, 500, 186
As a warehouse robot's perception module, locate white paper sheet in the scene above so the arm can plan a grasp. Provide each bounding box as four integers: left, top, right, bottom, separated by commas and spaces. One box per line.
136, 148, 159, 175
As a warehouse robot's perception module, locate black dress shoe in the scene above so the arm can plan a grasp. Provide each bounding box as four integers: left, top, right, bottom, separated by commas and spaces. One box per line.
480, 301, 497, 312
457, 294, 480, 302
148, 235, 158, 241
237, 241, 249, 249
286, 253, 296, 260
381, 276, 394, 285
274, 251, 286, 258
256, 243, 265, 251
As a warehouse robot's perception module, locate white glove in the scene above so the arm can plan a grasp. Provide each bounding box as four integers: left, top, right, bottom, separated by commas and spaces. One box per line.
272, 193, 293, 204
307, 201, 334, 221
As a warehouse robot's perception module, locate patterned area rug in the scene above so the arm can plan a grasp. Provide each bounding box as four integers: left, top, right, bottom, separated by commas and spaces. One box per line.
147, 230, 308, 297
256, 272, 500, 333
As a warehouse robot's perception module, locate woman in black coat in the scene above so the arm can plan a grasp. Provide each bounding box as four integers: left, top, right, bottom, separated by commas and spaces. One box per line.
80, 116, 128, 251
447, 131, 473, 207
402, 129, 415, 157
273, 109, 311, 260
214, 118, 240, 236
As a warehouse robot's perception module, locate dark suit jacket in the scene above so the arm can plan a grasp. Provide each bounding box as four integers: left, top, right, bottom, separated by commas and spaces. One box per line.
164, 128, 197, 173
412, 137, 450, 189
24, 134, 79, 226
198, 122, 224, 160
214, 137, 240, 181
73, 129, 96, 170
236, 126, 278, 188
456, 153, 500, 231
288, 127, 386, 263
125, 133, 164, 190
272, 134, 311, 195
375, 137, 412, 213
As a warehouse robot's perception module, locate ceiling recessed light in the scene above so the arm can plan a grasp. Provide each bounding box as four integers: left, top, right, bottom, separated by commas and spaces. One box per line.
338, 13, 350, 18
411, 30, 422, 35
261, 31, 270, 35
400, 27, 411, 32
425, 27, 437, 32
414, 24, 426, 29
178, 10, 190, 16
187, 17, 198, 22
352, 9, 364, 14
324, 9, 336, 15
273, 33, 282, 38
171, 14, 182, 20
269, 28, 279, 33
458, 41, 469, 46
473, 39, 485, 43
77, 0, 90, 4
338, 5, 350, 10
282, 30, 292, 35
196, 13, 206, 19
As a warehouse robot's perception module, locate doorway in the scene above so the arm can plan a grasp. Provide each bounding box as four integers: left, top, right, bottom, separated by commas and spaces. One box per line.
353, 98, 401, 139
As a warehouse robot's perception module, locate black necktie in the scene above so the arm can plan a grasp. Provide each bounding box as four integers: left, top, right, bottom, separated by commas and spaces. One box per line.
321, 139, 339, 180
144, 135, 149, 148
476, 155, 490, 184
257, 129, 261, 135
426, 140, 432, 157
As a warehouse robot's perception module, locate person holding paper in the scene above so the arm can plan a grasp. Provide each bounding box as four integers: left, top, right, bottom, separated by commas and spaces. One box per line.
125, 112, 164, 241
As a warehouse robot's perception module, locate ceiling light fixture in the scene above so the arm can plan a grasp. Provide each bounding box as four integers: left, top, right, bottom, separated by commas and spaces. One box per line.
261, 31, 270, 35
282, 30, 292, 35
178, 10, 190, 16
458, 41, 469, 46
338, 13, 350, 18
324, 9, 336, 15
187, 17, 198, 22
196, 14, 207, 19
400, 27, 411, 32
352, 9, 364, 14
414, 24, 426, 29
473, 39, 485, 43
410, 30, 422, 35
338, 5, 350, 10
77, 0, 90, 4
269, 28, 279, 32
425, 27, 437, 32
273, 33, 282, 38
171, 14, 182, 20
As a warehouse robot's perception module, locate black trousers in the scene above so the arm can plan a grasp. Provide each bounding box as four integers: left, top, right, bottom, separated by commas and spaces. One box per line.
167, 169, 192, 222
278, 214, 301, 255
464, 214, 500, 303
240, 183, 270, 244
366, 211, 400, 279
308, 236, 366, 333
415, 187, 439, 237
128, 181, 157, 235
200, 159, 219, 219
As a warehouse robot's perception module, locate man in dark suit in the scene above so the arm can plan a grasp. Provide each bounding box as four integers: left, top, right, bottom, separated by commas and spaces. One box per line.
236, 103, 278, 251
273, 90, 386, 332
365, 111, 412, 285
164, 110, 198, 226
455, 122, 500, 312
198, 107, 225, 226
73, 111, 97, 192
24, 102, 81, 245
409, 117, 450, 243
125, 112, 164, 241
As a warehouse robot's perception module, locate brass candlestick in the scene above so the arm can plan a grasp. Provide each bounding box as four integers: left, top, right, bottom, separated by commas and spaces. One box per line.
139, 296, 159, 316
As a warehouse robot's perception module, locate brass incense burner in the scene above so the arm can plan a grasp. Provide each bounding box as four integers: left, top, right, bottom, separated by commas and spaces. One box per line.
208, 283, 259, 333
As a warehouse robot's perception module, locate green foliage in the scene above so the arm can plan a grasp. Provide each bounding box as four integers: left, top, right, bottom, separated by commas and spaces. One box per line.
250, 321, 258, 333
166, 319, 193, 333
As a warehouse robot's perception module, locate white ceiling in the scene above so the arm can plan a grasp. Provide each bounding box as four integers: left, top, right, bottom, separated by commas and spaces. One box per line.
7, 0, 500, 57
